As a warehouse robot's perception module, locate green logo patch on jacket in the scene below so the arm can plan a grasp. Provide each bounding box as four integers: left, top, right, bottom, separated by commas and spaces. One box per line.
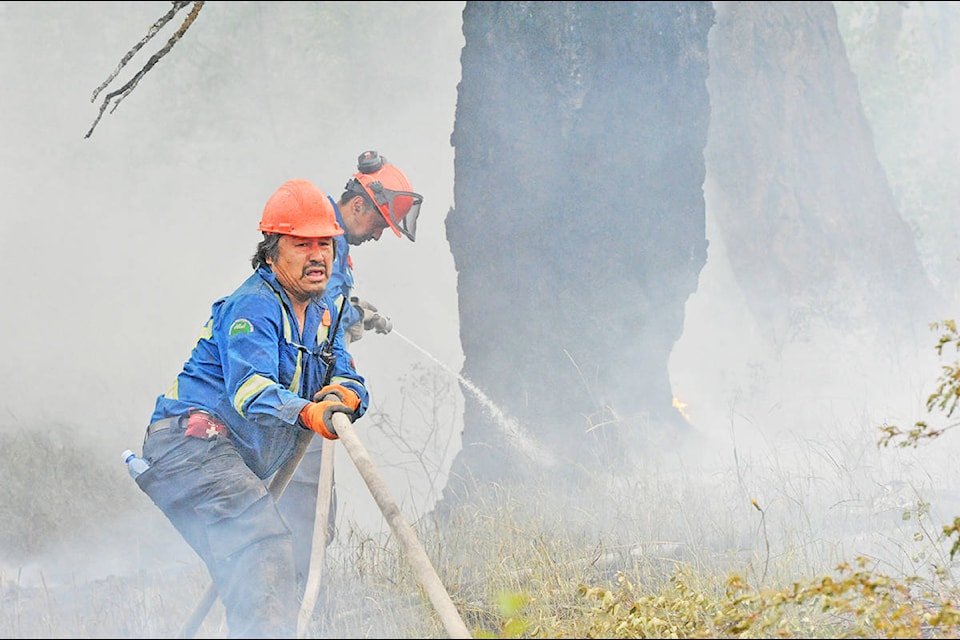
229, 319, 254, 336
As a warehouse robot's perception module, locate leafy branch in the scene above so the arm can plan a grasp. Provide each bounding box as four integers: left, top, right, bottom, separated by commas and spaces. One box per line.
85, 1, 205, 139
878, 319, 960, 560
878, 319, 960, 448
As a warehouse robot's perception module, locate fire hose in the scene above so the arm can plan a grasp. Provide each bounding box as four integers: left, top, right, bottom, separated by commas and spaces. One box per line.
296, 434, 335, 638
323, 413, 471, 639
177, 409, 471, 639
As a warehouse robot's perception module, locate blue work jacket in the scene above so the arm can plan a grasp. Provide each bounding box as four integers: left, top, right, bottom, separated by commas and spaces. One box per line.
152, 266, 369, 478
327, 204, 361, 331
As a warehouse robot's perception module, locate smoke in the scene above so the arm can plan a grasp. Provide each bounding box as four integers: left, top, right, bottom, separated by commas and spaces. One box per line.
0, 0, 466, 580
660, 1, 960, 576
3, 1, 960, 631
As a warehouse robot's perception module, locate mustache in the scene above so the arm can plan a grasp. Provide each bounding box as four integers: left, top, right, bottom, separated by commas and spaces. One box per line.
302, 261, 327, 276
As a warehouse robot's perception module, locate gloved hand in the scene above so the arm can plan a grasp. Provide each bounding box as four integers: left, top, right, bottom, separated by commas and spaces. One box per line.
299, 385, 361, 440
351, 297, 393, 335
346, 321, 364, 344
312, 383, 361, 410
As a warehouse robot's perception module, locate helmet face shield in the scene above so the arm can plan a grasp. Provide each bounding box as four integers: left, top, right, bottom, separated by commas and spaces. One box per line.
346, 155, 423, 241
368, 182, 422, 242
349, 178, 422, 241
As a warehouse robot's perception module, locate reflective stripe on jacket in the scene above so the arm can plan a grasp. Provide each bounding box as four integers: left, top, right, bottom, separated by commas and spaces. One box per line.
151, 266, 368, 478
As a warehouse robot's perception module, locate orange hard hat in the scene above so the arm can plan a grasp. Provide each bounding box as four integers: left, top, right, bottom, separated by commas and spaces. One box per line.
346, 150, 423, 241
259, 179, 344, 238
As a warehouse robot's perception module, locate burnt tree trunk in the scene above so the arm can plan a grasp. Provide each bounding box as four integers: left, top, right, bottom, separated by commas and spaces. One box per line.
442, 1, 714, 503
707, 1, 942, 349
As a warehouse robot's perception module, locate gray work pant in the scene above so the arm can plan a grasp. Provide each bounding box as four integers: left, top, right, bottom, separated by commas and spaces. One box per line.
137, 416, 298, 639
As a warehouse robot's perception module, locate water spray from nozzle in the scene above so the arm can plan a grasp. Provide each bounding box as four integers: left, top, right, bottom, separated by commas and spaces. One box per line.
390, 329, 556, 468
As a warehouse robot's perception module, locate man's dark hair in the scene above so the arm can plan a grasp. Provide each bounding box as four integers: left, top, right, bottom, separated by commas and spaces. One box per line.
251, 232, 338, 271
339, 185, 378, 212
251, 233, 281, 270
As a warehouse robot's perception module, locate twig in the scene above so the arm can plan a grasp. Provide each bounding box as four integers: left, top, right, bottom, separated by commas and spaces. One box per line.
751, 498, 770, 583
85, 1, 204, 138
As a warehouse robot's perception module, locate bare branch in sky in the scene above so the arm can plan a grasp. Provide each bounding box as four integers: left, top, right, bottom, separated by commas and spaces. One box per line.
85, 1, 205, 139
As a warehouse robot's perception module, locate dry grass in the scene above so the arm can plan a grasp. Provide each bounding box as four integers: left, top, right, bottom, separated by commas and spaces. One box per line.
3, 360, 960, 638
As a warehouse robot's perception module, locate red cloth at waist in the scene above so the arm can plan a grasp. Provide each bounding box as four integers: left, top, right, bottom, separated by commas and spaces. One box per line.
185, 411, 229, 439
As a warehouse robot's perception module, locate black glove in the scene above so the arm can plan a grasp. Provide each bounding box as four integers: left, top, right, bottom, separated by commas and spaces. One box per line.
351, 297, 393, 335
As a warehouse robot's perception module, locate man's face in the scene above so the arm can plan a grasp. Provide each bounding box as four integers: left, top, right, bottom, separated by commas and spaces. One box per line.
342, 195, 391, 246
268, 235, 335, 303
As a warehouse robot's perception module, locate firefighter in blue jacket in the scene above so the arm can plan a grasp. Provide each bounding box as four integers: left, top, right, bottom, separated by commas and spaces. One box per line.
280, 151, 423, 584
135, 178, 367, 638
325, 149, 422, 342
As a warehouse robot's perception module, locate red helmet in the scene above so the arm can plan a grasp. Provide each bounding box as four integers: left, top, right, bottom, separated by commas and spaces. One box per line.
346, 150, 423, 241
260, 179, 344, 238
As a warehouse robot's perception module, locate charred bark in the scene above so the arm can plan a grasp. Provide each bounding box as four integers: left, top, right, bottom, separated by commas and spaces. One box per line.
707, 1, 942, 349
441, 1, 713, 505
